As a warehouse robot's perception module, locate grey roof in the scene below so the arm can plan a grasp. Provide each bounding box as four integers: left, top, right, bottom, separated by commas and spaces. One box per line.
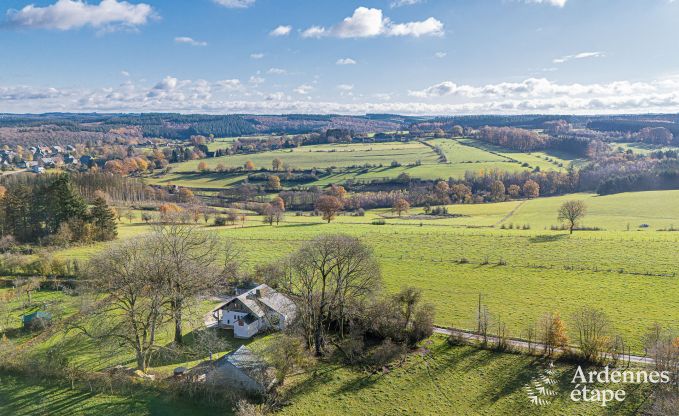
218, 284, 296, 320
218, 345, 270, 383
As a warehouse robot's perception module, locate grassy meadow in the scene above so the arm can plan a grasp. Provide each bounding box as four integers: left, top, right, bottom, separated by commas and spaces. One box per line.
150, 138, 580, 192
279, 336, 650, 416
48, 190, 679, 352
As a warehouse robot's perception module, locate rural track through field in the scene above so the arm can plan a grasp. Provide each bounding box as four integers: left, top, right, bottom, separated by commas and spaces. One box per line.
432, 326, 655, 365
494, 200, 527, 227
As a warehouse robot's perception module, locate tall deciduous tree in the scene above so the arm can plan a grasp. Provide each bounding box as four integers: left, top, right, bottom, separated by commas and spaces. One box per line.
392, 198, 410, 217
315, 195, 343, 223
281, 234, 381, 356
558, 200, 587, 234
151, 223, 226, 345
82, 237, 172, 371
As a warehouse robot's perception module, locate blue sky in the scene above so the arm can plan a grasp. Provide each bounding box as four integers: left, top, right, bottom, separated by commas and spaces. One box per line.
2, 0, 679, 114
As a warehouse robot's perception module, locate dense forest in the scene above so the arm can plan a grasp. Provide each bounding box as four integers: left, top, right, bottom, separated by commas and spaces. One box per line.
0, 174, 117, 244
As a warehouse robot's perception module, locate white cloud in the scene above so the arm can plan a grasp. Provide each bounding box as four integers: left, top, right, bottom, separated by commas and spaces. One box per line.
250, 53, 264, 59
174, 36, 207, 47
301, 26, 327, 38
525, 0, 567, 7
553, 51, 605, 64
435, 52, 447, 59
213, 0, 255, 8
336, 58, 357, 65
408, 78, 659, 99
391, 0, 424, 7
9, 74, 679, 116
5, 0, 156, 31
121, 70, 130, 77
266, 92, 287, 101
216, 79, 242, 91
270, 25, 292, 36
302, 7, 443, 38
249, 75, 265, 85
293, 84, 313, 95
388, 17, 443, 37
267, 68, 287, 75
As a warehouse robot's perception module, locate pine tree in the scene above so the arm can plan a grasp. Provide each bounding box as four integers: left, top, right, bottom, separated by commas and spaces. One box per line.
44, 175, 87, 234
90, 196, 118, 241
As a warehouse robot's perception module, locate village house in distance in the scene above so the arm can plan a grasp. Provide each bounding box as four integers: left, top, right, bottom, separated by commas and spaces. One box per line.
212, 284, 296, 339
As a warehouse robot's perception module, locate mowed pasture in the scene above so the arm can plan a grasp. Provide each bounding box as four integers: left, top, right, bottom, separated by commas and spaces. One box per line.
279, 337, 649, 416
158, 139, 576, 190
54, 190, 679, 351
171, 141, 438, 172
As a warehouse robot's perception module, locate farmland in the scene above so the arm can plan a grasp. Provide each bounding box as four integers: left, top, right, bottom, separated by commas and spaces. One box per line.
0, 337, 652, 416
151, 138, 579, 191
49, 190, 679, 352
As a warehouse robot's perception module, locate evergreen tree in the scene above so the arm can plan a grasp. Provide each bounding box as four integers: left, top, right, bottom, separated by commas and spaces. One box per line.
90, 196, 118, 241
44, 175, 88, 235
2, 185, 32, 242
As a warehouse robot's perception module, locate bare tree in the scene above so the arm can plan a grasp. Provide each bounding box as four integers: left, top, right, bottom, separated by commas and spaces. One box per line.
281, 234, 381, 356
151, 223, 227, 345
82, 237, 172, 371
572, 307, 611, 363
558, 200, 587, 234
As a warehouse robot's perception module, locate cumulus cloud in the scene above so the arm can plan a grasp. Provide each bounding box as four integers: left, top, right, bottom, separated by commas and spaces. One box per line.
336, 58, 357, 65
216, 79, 242, 91
8, 75, 679, 116
293, 84, 313, 95
249, 75, 265, 85
525, 0, 567, 7
250, 53, 264, 59
267, 68, 287, 75
270, 25, 292, 36
408, 78, 659, 100
302, 7, 443, 38
435, 52, 447, 59
213, 0, 255, 8
5, 0, 155, 31
391, 0, 424, 7
174, 36, 207, 46
553, 51, 605, 64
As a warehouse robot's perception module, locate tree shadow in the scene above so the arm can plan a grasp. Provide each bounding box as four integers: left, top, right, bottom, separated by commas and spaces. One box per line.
529, 234, 568, 243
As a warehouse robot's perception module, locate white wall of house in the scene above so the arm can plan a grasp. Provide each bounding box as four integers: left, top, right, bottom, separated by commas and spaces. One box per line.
220, 310, 249, 327
234, 319, 260, 338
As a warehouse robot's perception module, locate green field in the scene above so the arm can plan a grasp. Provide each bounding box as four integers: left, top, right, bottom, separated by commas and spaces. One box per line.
3, 190, 678, 414
1, 337, 652, 416
49, 190, 679, 352
172, 141, 439, 172
280, 337, 650, 416
153, 138, 579, 191
0, 375, 216, 416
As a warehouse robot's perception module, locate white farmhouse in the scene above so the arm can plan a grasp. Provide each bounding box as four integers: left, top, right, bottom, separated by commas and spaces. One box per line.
212, 284, 295, 339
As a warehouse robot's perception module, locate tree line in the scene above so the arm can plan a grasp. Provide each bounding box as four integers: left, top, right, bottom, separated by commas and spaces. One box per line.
0, 174, 117, 244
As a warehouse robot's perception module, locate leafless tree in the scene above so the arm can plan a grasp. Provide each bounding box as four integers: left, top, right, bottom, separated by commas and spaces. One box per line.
81, 237, 173, 371
280, 234, 381, 356
151, 223, 226, 345
572, 307, 611, 363
558, 200, 587, 234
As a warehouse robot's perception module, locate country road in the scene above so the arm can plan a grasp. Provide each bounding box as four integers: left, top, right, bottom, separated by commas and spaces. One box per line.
433, 326, 656, 365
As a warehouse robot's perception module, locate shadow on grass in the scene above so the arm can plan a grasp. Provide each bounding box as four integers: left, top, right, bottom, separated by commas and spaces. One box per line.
529, 234, 568, 244
0, 374, 219, 416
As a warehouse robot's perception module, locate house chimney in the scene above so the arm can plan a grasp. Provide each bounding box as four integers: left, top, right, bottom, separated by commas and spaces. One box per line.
255, 289, 261, 298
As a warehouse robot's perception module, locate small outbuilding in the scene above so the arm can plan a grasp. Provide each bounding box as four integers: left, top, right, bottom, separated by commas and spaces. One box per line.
22, 311, 52, 328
